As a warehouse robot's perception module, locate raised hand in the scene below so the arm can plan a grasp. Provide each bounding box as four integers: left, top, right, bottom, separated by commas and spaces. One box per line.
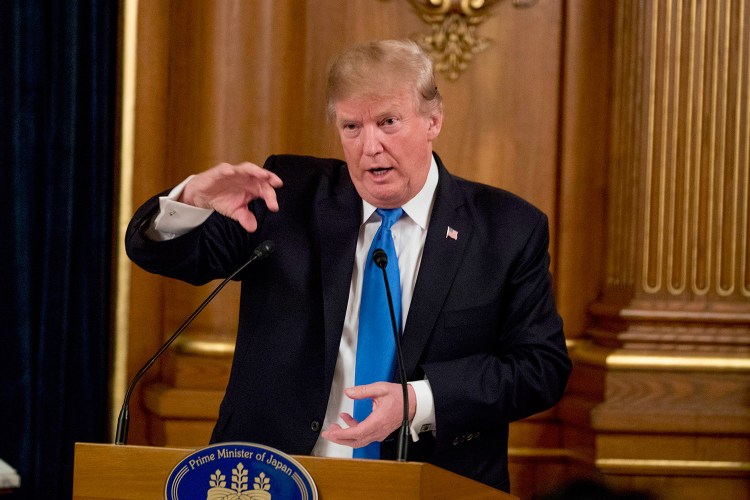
180, 162, 283, 232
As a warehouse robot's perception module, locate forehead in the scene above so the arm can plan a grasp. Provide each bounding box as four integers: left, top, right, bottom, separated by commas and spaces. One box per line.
334, 86, 418, 119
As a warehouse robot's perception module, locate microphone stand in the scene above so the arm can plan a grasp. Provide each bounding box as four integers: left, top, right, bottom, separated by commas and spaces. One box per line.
373, 249, 410, 462
115, 240, 275, 445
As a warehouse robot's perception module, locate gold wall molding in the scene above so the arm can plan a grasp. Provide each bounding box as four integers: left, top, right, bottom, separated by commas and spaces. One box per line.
397, 0, 537, 81
510, 449, 750, 476
174, 331, 235, 357
168, 330, 750, 377
571, 340, 750, 372
112, 0, 139, 440
508, 446, 587, 462
597, 458, 750, 477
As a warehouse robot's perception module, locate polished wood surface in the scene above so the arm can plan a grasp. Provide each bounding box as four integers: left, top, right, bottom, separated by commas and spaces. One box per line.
72, 443, 514, 500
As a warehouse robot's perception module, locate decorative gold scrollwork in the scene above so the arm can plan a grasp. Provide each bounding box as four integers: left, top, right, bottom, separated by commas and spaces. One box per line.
407, 0, 501, 81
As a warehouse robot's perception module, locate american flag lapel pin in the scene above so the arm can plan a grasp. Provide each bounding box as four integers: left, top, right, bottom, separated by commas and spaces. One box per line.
446, 226, 458, 240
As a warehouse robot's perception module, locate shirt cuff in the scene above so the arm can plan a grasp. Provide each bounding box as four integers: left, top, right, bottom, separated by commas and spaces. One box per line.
407, 379, 436, 442
152, 175, 214, 239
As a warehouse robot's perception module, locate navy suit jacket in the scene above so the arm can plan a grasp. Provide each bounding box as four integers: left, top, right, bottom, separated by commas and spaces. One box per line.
125, 153, 571, 491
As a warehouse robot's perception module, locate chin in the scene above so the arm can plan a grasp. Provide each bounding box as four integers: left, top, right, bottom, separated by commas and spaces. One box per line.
361, 183, 410, 208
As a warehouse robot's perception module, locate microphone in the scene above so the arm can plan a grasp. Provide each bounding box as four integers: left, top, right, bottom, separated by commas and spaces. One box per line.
372, 248, 410, 462
114, 240, 276, 445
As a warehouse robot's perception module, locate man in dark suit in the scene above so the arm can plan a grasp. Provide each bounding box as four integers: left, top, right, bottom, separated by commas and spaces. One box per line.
125, 39, 570, 492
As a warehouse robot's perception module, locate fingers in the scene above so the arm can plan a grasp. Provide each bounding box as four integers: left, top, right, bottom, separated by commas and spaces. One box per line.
233, 210, 259, 233
257, 177, 281, 213
319, 414, 357, 441
344, 383, 388, 401
320, 422, 343, 437
321, 414, 373, 449
231, 162, 283, 213
182, 161, 283, 231
321, 383, 406, 449
340, 413, 359, 428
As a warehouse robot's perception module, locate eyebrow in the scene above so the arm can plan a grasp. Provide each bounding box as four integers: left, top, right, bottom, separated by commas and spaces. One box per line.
336, 108, 402, 124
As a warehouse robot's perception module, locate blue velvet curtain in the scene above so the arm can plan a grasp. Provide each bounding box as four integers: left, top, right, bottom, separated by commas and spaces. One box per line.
0, 1, 118, 498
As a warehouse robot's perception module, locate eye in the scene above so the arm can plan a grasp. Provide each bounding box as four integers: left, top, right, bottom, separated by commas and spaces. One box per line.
340, 122, 360, 136
381, 117, 398, 127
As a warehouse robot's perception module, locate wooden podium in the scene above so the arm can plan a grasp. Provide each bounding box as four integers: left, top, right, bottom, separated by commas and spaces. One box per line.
73, 443, 515, 499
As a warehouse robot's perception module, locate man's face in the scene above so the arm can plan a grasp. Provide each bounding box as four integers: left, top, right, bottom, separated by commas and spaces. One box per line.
334, 86, 442, 208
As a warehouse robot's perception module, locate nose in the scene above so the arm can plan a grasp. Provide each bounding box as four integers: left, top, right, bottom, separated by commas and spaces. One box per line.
361, 125, 384, 157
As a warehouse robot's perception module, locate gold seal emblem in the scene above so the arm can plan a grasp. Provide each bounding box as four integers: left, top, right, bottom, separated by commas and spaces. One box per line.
206, 462, 272, 500
165, 443, 316, 499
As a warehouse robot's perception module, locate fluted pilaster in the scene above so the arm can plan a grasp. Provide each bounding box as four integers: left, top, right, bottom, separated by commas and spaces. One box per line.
592, 0, 750, 352
568, 3, 750, 496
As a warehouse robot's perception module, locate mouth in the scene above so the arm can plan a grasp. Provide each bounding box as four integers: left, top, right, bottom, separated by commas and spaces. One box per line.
368, 167, 393, 177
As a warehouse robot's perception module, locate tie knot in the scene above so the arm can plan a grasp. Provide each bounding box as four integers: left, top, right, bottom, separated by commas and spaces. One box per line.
376, 208, 403, 230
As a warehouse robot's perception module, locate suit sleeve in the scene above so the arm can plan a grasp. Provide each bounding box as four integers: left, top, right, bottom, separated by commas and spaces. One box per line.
124, 190, 262, 285
420, 212, 571, 452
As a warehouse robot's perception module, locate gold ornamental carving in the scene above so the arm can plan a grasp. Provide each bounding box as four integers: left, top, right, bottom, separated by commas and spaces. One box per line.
403, 0, 536, 81
406, 0, 499, 81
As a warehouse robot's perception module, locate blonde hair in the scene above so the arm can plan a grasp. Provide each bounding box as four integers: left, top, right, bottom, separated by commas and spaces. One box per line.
326, 39, 442, 121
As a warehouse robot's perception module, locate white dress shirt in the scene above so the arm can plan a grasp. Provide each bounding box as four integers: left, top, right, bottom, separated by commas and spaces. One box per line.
152, 158, 439, 458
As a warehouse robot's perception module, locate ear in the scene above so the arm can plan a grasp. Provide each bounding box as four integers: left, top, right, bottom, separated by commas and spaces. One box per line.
426, 110, 443, 140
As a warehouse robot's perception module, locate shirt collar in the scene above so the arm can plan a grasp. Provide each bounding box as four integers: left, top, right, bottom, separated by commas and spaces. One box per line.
361, 155, 439, 230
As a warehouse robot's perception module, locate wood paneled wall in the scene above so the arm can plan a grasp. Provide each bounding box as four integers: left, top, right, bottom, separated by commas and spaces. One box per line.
562, 2, 750, 500
119, 1, 749, 499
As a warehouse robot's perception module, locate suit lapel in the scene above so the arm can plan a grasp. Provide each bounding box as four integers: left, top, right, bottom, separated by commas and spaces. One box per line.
316, 167, 361, 392
313, 157, 472, 385
402, 158, 473, 377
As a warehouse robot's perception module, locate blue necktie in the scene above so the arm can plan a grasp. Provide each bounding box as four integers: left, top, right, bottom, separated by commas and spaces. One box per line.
353, 208, 403, 459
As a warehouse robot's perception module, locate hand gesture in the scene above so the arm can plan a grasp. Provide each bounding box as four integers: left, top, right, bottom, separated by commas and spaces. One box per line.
180, 162, 283, 232
321, 382, 416, 449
